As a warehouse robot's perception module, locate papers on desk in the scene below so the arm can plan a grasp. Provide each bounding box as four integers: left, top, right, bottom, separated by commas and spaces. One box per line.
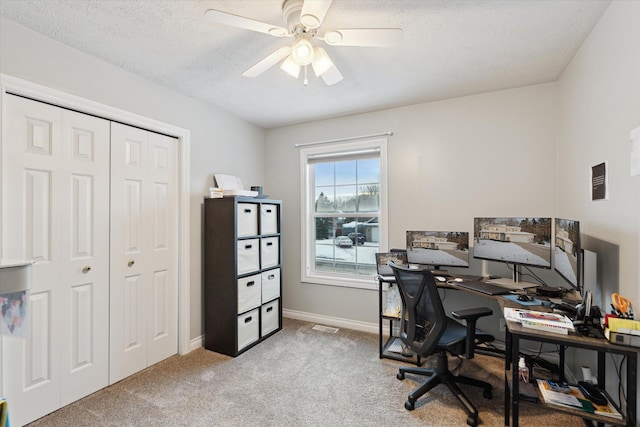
504, 307, 575, 334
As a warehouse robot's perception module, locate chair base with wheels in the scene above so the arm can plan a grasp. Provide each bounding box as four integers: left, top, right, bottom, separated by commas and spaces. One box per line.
397, 350, 492, 427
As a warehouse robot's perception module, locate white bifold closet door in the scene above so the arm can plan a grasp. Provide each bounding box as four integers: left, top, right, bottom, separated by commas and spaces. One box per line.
109, 122, 178, 384
1, 95, 110, 425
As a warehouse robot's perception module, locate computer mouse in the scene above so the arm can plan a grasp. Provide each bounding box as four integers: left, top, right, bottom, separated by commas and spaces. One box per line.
517, 294, 533, 302
435, 276, 446, 282
454, 278, 463, 282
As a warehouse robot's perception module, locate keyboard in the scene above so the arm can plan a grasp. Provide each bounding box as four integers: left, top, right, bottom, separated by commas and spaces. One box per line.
454, 280, 512, 296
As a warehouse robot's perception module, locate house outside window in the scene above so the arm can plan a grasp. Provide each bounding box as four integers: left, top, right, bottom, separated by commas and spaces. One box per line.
300, 138, 388, 289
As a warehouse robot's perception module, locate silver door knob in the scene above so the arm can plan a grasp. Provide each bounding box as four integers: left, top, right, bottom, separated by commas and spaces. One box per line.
128, 260, 135, 267
82, 266, 91, 273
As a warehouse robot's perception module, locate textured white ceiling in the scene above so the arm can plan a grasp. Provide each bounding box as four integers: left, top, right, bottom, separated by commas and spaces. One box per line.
0, 0, 610, 129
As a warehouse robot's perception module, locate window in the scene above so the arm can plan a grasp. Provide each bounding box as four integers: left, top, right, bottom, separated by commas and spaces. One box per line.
300, 138, 388, 289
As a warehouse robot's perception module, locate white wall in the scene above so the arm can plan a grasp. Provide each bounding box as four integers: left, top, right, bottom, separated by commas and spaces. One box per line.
558, 0, 640, 305
557, 1, 640, 421
265, 83, 559, 326
0, 18, 266, 340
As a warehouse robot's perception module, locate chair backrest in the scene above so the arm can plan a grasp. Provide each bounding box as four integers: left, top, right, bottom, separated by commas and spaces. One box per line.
389, 261, 447, 356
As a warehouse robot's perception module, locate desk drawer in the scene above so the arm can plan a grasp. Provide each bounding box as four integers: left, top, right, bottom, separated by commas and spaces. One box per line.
237, 238, 260, 275
261, 268, 280, 303
260, 204, 279, 235
237, 273, 261, 313
237, 203, 258, 237
237, 308, 259, 351
261, 237, 279, 269
261, 300, 279, 336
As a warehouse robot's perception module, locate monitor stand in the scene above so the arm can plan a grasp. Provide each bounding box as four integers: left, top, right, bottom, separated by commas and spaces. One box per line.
487, 277, 538, 290
430, 269, 451, 277
486, 264, 538, 290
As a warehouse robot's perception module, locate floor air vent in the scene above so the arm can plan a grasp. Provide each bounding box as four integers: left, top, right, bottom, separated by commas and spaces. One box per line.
312, 325, 339, 333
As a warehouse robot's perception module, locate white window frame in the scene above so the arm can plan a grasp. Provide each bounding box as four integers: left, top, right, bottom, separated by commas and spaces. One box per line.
300, 138, 388, 290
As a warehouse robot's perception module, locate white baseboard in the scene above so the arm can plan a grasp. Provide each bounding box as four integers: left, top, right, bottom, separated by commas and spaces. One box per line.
191, 310, 577, 381
189, 336, 202, 352
186, 310, 379, 353
283, 309, 379, 334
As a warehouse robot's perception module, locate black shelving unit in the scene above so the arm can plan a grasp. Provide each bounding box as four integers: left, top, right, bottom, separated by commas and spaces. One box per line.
203, 196, 283, 357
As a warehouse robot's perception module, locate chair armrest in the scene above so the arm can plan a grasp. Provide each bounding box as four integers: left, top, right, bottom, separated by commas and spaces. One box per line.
451, 307, 493, 321
451, 307, 493, 359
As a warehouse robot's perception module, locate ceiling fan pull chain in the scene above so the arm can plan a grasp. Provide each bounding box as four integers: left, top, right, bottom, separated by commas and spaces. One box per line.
303, 65, 309, 86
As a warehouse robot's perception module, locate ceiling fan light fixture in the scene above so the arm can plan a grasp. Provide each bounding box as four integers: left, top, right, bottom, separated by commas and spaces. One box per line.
311, 47, 334, 77
280, 55, 301, 78
291, 37, 314, 65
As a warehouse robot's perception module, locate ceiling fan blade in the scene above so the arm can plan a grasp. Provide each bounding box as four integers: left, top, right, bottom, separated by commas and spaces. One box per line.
323, 28, 403, 47
300, 0, 333, 29
204, 9, 289, 37
321, 65, 343, 86
242, 47, 292, 77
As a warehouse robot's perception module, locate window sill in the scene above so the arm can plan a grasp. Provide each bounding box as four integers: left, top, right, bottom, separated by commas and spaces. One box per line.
301, 272, 378, 290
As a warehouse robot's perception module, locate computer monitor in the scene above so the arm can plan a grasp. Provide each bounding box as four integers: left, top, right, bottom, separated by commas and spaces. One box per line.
405, 231, 470, 270
554, 218, 581, 290
375, 251, 408, 279
473, 217, 552, 270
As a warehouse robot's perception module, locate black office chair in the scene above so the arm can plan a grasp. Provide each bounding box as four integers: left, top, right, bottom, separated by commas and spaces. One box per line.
389, 262, 495, 427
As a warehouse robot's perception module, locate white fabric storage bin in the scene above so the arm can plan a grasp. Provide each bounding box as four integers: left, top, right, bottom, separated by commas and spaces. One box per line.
261, 299, 279, 336
261, 268, 280, 303
237, 273, 261, 313
237, 203, 258, 237
260, 204, 278, 235
237, 308, 259, 351
261, 237, 279, 269
237, 238, 260, 275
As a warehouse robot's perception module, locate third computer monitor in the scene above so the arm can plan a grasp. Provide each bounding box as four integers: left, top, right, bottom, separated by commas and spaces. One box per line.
554, 218, 581, 289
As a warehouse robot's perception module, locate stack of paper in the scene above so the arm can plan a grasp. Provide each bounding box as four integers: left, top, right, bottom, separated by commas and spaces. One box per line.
214, 174, 258, 197
209, 187, 223, 198
504, 307, 575, 334
536, 379, 622, 419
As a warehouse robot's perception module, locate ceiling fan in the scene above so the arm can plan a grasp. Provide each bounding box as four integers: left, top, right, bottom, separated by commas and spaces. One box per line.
204, 0, 402, 86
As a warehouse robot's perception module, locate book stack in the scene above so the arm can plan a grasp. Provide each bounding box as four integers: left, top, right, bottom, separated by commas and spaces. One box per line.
504, 307, 575, 334
536, 379, 622, 419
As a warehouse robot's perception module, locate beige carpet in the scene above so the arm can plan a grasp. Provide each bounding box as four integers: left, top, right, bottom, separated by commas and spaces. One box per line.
27, 318, 581, 426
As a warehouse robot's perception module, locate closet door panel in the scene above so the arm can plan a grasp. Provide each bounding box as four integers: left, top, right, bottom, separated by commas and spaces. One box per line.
110, 124, 149, 383
1, 96, 110, 424
110, 123, 178, 382
145, 132, 178, 366
60, 109, 110, 406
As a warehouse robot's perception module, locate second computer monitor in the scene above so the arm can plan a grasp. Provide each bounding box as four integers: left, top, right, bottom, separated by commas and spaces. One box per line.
473, 217, 552, 269
406, 231, 470, 268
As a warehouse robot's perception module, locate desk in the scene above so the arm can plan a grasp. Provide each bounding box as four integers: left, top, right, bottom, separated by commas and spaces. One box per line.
377, 275, 639, 425
500, 298, 639, 427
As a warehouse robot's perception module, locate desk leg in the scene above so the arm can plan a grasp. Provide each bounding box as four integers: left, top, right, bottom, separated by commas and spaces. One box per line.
627, 352, 637, 427
559, 345, 566, 382
597, 351, 605, 387
378, 280, 383, 358
511, 336, 520, 427
504, 329, 512, 426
